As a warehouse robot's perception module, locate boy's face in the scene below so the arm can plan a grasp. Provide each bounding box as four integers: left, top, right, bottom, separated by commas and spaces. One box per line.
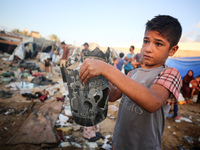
129, 47, 134, 52
61, 44, 65, 49
84, 45, 89, 49
196, 77, 200, 82
114, 59, 118, 64
142, 30, 178, 69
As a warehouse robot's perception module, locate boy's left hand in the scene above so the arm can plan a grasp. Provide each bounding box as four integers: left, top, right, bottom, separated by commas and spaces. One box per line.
79, 58, 105, 84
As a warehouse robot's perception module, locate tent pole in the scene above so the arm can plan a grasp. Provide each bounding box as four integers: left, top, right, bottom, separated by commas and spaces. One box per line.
41, 39, 45, 52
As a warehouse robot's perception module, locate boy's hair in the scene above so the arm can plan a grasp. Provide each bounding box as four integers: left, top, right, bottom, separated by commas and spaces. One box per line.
196, 75, 200, 78
130, 45, 135, 50
145, 15, 182, 49
113, 57, 118, 61
119, 52, 124, 58
61, 41, 66, 45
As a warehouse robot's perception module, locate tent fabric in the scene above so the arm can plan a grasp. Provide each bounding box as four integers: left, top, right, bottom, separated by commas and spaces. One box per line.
9, 43, 25, 60
165, 57, 200, 79
8, 36, 59, 61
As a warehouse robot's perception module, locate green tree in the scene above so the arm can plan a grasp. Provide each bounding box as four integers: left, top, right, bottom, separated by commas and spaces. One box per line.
12, 29, 20, 34
49, 34, 60, 41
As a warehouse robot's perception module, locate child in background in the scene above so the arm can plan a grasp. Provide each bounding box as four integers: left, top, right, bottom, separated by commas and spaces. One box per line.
79, 15, 182, 150
123, 45, 135, 75
113, 57, 118, 68
190, 75, 200, 103
116, 52, 126, 71
44, 58, 52, 73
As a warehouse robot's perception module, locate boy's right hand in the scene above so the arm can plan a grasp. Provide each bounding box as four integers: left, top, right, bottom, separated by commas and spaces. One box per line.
79, 58, 106, 84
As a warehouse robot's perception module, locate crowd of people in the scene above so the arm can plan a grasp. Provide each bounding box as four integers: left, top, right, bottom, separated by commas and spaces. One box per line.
114, 45, 143, 74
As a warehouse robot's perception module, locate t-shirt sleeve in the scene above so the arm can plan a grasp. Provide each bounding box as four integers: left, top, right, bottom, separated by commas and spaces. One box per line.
153, 68, 181, 105
133, 53, 138, 59
123, 59, 126, 64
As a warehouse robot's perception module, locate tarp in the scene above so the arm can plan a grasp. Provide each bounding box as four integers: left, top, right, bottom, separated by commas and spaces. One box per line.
8, 36, 59, 61
166, 57, 200, 79
9, 43, 25, 60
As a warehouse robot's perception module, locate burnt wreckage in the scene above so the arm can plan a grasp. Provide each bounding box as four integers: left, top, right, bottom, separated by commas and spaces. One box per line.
60, 47, 111, 126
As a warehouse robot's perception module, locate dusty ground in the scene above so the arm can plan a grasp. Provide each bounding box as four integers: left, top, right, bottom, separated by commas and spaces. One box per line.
0, 58, 200, 150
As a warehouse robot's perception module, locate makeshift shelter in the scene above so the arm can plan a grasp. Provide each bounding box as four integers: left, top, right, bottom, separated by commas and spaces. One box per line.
0, 33, 22, 54
9, 36, 59, 61
166, 57, 200, 79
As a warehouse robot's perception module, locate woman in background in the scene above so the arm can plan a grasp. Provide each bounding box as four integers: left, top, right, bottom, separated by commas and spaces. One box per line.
181, 70, 194, 103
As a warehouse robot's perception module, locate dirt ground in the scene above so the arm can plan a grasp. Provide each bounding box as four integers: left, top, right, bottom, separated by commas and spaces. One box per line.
0, 58, 200, 150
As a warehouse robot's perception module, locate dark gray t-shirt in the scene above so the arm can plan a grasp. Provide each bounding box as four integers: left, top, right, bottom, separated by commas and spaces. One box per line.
112, 66, 171, 150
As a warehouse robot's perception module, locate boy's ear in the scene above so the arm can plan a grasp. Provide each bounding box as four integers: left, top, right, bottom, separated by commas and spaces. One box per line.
169, 45, 179, 57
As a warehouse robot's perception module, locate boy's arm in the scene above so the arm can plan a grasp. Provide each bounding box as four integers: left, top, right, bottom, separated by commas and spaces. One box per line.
108, 82, 122, 102
124, 59, 130, 65
79, 59, 177, 113
124, 56, 128, 61
131, 58, 139, 68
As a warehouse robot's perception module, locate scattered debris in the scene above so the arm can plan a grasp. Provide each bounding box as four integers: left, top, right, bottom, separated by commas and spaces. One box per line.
56, 114, 69, 126
179, 117, 193, 123
182, 136, 194, 144
4, 108, 16, 115
0, 89, 13, 99
86, 142, 98, 149
18, 108, 28, 116
175, 119, 181, 123
57, 127, 73, 134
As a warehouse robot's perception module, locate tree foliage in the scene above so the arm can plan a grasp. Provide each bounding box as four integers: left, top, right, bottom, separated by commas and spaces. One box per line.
49, 34, 60, 42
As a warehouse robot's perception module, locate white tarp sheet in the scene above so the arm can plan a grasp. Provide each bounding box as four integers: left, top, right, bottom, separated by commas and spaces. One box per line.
9, 43, 25, 60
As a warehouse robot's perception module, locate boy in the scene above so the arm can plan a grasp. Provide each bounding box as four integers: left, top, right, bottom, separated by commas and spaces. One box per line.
116, 52, 126, 71
81, 42, 90, 56
190, 75, 200, 102
124, 45, 135, 75
79, 15, 182, 150
44, 58, 52, 73
113, 57, 118, 68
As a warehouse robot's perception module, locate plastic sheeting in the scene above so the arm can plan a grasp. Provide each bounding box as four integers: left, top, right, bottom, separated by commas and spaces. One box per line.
166, 57, 200, 79
9, 43, 25, 60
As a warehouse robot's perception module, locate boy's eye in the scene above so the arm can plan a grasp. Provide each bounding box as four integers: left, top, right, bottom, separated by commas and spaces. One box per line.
143, 40, 149, 44
156, 42, 163, 46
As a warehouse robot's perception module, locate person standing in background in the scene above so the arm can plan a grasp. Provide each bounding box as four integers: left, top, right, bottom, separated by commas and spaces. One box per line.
181, 70, 194, 103
59, 41, 66, 60
60, 43, 69, 67
117, 52, 126, 71
131, 49, 143, 68
113, 58, 118, 68
124, 45, 135, 75
81, 42, 90, 56
49, 49, 54, 61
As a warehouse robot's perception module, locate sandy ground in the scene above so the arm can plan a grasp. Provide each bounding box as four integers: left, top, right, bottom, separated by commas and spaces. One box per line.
0, 58, 200, 150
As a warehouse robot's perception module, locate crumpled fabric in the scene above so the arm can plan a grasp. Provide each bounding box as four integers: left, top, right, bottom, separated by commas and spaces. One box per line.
31, 76, 54, 85
17, 60, 40, 70
83, 124, 100, 139
0, 89, 13, 99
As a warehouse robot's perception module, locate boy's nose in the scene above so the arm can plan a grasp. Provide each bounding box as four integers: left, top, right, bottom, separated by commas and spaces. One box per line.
145, 44, 153, 53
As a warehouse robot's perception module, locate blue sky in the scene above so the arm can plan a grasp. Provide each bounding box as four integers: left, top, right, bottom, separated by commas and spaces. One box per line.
0, 0, 200, 47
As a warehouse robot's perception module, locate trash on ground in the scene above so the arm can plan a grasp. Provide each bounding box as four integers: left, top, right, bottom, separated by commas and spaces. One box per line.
182, 136, 194, 144
57, 127, 73, 134
179, 117, 193, 123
